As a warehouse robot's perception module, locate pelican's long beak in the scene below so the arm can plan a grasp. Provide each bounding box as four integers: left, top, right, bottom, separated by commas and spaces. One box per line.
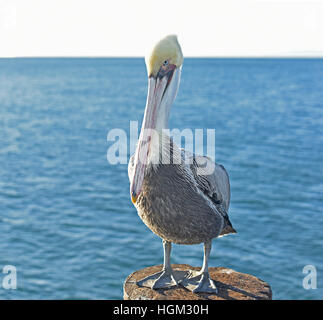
130, 67, 177, 204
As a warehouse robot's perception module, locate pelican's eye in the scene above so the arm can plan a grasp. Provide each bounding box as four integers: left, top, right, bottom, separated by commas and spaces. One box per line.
157, 59, 173, 78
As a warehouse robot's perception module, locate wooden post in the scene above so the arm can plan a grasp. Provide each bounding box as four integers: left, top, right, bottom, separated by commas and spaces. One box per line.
124, 264, 272, 300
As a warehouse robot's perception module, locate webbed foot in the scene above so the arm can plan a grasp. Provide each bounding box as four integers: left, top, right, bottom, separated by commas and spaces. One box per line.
137, 269, 188, 289
180, 270, 218, 294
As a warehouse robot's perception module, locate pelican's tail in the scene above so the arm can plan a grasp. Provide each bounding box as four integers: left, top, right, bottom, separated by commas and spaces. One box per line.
219, 225, 237, 237
216, 204, 237, 237
219, 216, 237, 237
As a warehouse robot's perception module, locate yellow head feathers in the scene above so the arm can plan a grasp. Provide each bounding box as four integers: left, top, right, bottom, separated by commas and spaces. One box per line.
146, 35, 183, 77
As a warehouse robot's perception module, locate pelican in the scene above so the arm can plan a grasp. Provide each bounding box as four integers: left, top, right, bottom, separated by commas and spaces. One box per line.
128, 35, 236, 293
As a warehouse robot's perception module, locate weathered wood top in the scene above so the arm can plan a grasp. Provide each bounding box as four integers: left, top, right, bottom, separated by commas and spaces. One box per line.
124, 264, 272, 300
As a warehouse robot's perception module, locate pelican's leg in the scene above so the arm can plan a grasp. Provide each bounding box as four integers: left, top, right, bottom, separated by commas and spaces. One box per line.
151, 240, 178, 289
137, 240, 187, 289
180, 240, 218, 294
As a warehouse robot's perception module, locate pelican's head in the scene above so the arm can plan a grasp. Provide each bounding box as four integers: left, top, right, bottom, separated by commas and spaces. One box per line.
146, 34, 183, 78
130, 35, 183, 204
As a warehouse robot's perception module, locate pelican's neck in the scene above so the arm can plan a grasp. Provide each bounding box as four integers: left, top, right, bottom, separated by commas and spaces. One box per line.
139, 103, 172, 168
155, 104, 171, 132
143, 67, 181, 132
137, 67, 181, 167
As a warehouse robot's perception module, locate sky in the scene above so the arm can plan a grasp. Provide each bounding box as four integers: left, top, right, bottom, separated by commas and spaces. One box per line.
0, 0, 323, 57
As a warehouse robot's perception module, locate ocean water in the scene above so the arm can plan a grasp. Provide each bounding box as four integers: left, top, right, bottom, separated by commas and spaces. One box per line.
0, 58, 322, 300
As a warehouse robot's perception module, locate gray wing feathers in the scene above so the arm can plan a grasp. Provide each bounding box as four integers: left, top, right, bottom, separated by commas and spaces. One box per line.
183, 152, 230, 210
184, 151, 236, 236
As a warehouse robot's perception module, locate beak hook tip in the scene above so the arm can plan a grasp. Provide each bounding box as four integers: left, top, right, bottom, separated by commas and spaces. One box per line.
131, 193, 138, 204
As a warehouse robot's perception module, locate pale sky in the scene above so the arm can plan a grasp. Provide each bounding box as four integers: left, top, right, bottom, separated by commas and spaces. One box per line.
1, 0, 323, 57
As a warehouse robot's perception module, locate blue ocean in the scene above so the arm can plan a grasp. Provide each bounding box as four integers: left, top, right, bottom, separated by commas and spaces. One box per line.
0, 58, 322, 299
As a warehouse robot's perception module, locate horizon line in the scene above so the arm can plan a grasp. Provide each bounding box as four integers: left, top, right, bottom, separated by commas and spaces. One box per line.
1, 55, 323, 59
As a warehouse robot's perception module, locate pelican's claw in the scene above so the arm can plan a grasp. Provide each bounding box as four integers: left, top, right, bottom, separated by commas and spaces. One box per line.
137, 269, 189, 289
180, 270, 218, 294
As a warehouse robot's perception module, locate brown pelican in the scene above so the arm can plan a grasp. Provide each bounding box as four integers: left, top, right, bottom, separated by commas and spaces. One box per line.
128, 35, 236, 293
